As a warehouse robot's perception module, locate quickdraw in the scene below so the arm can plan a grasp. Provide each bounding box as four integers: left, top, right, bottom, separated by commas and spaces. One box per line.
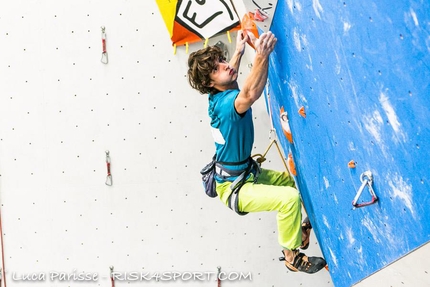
105, 150, 112, 186
101, 26, 108, 64
110, 266, 115, 287
352, 171, 378, 208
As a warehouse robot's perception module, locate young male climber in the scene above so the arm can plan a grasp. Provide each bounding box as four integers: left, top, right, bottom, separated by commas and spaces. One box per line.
187, 30, 326, 274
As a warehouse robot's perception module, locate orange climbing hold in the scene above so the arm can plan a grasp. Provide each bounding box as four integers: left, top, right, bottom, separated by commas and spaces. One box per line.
280, 107, 293, 144
241, 13, 259, 49
348, 160, 356, 168
298, 106, 306, 118
287, 153, 297, 176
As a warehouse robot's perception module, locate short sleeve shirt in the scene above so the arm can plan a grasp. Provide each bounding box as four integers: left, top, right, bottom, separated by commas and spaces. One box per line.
208, 89, 254, 171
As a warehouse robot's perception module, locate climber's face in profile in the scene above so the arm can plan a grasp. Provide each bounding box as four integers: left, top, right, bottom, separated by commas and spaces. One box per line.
207, 56, 239, 92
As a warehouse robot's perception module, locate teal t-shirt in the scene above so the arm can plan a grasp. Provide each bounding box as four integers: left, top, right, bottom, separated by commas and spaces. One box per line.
208, 89, 254, 172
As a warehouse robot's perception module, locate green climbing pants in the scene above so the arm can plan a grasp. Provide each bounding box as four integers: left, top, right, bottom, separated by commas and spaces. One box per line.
216, 168, 302, 250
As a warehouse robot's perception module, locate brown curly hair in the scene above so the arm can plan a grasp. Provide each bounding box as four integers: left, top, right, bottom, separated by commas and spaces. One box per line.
187, 46, 224, 95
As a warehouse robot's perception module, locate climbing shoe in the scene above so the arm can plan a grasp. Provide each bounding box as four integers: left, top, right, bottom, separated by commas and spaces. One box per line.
279, 249, 326, 274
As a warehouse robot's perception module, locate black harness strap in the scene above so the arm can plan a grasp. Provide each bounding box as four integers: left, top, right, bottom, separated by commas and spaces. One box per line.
215, 158, 260, 216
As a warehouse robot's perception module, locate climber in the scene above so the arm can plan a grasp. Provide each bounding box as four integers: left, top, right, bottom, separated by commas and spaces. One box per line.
187, 30, 326, 274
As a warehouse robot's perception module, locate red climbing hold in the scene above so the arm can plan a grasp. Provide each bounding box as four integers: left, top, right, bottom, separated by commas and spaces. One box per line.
287, 153, 297, 176
298, 106, 306, 118
249, 9, 268, 22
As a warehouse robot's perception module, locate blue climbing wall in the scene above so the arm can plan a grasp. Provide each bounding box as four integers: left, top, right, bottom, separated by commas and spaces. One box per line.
266, 1, 430, 286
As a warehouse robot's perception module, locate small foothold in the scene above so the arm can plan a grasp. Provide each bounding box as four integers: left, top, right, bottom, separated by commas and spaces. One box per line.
287, 153, 297, 176
348, 160, 356, 168
298, 106, 306, 118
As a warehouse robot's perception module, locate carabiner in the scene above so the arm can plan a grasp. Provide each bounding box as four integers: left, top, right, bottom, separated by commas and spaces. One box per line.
352, 171, 378, 208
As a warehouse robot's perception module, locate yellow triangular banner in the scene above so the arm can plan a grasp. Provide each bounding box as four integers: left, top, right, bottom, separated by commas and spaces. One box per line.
155, 0, 178, 37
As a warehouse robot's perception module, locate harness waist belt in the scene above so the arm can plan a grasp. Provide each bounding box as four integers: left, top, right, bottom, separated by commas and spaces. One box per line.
214, 160, 250, 177
215, 166, 244, 177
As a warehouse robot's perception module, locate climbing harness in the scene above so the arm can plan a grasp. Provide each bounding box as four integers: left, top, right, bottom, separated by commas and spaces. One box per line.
105, 150, 112, 186
225, 138, 291, 216
201, 154, 261, 216
110, 266, 115, 287
101, 26, 108, 64
201, 156, 259, 202
225, 157, 260, 216
352, 171, 378, 208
